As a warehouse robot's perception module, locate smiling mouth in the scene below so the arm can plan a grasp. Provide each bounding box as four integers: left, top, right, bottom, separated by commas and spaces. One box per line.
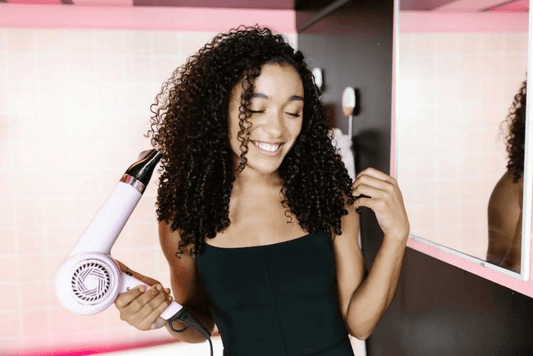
252, 141, 282, 155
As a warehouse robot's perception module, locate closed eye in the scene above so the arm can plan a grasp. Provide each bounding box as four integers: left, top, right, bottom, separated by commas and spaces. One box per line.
250, 110, 265, 115
286, 112, 301, 118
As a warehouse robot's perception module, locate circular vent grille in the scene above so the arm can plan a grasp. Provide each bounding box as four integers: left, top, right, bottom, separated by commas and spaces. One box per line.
70, 261, 111, 305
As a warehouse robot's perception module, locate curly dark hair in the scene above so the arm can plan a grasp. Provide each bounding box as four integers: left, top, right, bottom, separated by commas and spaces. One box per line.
148, 26, 355, 255
504, 79, 527, 182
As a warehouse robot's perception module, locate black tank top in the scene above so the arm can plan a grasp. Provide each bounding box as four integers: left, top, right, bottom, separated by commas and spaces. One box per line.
196, 232, 355, 356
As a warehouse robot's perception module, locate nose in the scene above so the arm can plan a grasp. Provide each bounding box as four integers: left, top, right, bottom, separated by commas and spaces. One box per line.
261, 110, 284, 138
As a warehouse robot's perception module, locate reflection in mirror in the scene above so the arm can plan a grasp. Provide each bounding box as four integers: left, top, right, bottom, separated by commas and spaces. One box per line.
487, 80, 526, 273
396, 0, 529, 275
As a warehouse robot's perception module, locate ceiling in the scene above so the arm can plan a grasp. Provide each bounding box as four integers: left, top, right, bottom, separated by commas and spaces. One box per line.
400, 0, 529, 12
1, 0, 529, 12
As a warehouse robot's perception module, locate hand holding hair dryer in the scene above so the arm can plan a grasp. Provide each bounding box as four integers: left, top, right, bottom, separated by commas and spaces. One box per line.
54, 149, 212, 351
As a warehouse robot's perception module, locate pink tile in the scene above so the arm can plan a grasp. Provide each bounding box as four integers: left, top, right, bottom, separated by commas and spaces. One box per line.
5, 28, 35, 52
122, 83, 153, 110
433, 33, 461, 54
438, 203, 459, 226
96, 30, 125, 55
153, 31, 179, 55
6, 53, 37, 83
129, 222, 157, 247
20, 281, 50, 309
18, 253, 47, 281
46, 226, 76, 252
0, 172, 13, 199
100, 140, 128, 169
64, 29, 96, 54
0, 256, 19, 282
125, 56, 153, 83
68, 54, 97, 83
36, 84, 73, 112
132, 249, 158, 276
0, 54, 6, 83
12, 141, 45, 171
95, 55, 125, 83
15, 199, 44, 227
42, 171, 72, 197
36, 29, 66, 53
0, 282, 20, 310
20, 310, 50, 338
5, 84, 37, 112
43, 198, 74, 226
0, 228, 16, 254
17, 227, 45, 255
70, 83, 98, 113
71, 139, 103, 172
505, 32, 528, 52
124, 31, 151, 55
505, 53, 527, 78
153, 56, 183, 84
37, 54, 68, 83
99, 83, 127, 110
0, 140, 12, 170
13, 172, 42, 199
71, 172, 102, 196
0, 337, 22, 354
0, 311, 21, 337
435, 55, 460, 80
0, 200, 15, 227
73, 196, 105, 227
9, 113, 43, 141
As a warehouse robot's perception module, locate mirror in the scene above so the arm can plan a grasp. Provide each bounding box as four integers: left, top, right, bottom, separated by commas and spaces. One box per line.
395, 0, 531, 278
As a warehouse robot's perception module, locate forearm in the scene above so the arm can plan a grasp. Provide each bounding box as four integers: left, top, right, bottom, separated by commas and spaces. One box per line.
346, 234, 407, 339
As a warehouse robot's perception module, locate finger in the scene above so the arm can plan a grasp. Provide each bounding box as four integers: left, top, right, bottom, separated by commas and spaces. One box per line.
126, 284, 167, 316
356, 167, 396, 183
143, 295, 174, 328
352, 183, 384, 201
134, 286, 172, 323
353, 197, 390, 219
115, 285, 146, 309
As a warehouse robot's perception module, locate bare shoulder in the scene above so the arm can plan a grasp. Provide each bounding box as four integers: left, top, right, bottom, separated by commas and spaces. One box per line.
490, 170, 523, 209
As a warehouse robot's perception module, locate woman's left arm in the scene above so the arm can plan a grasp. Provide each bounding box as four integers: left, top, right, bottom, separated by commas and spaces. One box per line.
334, 167, 409, 340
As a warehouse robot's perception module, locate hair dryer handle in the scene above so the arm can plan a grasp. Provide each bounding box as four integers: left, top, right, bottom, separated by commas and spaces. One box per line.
119, 273, 183, 320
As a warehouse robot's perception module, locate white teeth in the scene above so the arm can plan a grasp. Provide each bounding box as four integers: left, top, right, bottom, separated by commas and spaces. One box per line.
255, 142, 281, 152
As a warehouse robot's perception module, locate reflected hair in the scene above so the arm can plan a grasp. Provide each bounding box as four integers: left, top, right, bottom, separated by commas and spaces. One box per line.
504, 79, 527, 182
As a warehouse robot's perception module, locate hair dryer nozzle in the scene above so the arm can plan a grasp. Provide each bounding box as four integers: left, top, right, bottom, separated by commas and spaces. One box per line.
125, 149, 162, 188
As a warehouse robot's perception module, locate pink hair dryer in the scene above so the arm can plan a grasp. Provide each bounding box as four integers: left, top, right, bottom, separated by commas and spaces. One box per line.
54, 149, 211, 345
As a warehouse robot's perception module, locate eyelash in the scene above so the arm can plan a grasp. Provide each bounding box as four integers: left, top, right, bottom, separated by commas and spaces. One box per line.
249, 110, 301, 118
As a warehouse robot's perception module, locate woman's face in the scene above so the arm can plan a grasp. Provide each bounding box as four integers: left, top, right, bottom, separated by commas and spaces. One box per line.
228, 63, 304, 175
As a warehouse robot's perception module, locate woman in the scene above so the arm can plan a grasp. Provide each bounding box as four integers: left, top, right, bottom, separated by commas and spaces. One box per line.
487, 80, 526, 273
115, 26, 409, 355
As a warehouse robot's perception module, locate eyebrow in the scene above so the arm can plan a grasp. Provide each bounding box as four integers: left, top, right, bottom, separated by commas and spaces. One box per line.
252, 93, 304, 102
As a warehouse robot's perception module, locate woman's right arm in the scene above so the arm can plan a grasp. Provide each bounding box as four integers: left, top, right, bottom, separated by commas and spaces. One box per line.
159, 220, 216, 343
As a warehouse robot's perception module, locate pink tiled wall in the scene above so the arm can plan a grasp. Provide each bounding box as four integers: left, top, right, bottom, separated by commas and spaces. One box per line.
0, 27, 297, 354
397, 31, 528, 260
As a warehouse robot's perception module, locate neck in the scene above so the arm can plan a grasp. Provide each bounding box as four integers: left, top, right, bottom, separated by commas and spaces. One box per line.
232, 166, 283, 199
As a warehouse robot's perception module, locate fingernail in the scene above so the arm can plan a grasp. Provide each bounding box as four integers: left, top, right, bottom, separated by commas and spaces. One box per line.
168, 295, 173, 301
156, 284, 163, 291
139, 286, 146, 292
164, 288, 170, 294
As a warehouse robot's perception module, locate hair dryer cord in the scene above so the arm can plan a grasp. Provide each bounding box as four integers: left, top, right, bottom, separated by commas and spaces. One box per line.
168, 308, 213, 356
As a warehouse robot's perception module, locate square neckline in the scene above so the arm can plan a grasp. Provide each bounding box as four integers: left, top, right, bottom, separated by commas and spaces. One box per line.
203, 231, 329, 252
